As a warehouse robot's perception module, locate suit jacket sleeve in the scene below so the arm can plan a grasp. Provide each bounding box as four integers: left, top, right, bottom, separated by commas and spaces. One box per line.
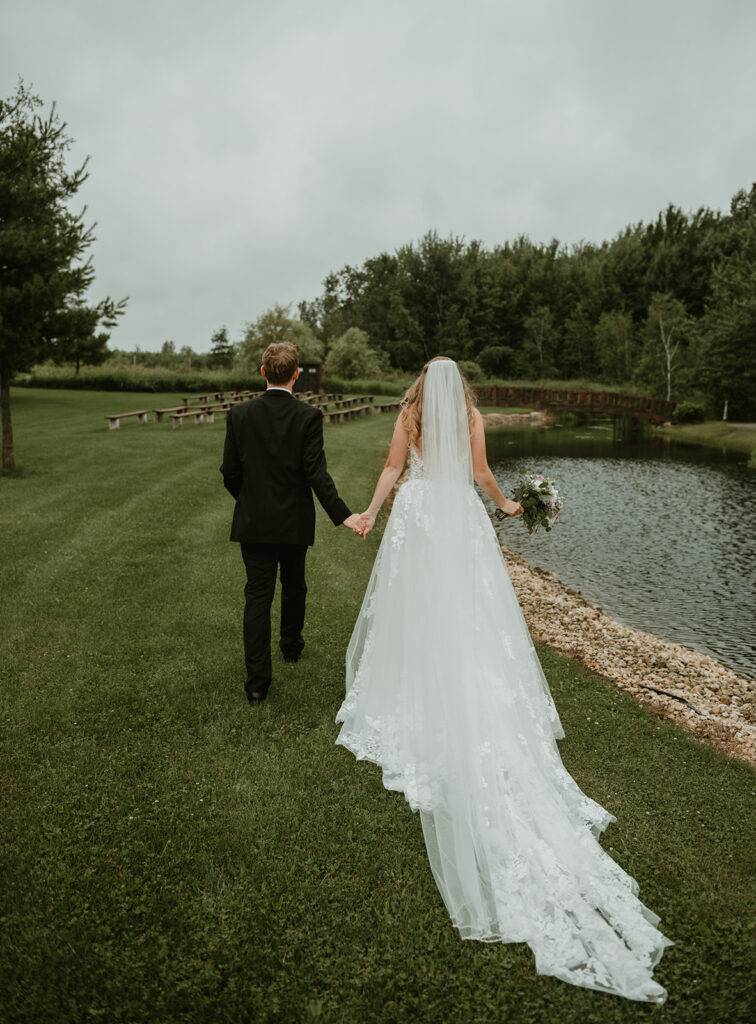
220, 413, 243, 500
302, 410, 351, 526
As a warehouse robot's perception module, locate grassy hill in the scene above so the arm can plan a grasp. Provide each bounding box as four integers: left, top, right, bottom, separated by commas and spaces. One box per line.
1, 389, 754, 1024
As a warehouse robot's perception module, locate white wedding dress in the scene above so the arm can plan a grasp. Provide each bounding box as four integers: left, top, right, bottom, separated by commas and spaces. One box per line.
334, 360, 671, 1003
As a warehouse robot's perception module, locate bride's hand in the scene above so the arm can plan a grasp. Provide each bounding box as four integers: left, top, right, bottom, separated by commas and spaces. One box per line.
501, 499, 524, 517
360, 510, 377, 537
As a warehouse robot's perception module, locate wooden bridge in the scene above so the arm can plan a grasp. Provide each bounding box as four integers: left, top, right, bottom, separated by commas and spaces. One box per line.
474, 385, 675, 425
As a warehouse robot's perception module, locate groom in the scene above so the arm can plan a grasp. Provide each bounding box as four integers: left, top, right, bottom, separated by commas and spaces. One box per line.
220, 342, 363, 704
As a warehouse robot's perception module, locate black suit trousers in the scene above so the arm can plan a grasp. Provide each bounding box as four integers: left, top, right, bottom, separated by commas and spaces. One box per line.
240, 542, 308, 698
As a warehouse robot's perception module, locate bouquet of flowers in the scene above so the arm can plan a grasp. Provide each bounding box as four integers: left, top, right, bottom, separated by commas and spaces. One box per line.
495, 471, 563, 534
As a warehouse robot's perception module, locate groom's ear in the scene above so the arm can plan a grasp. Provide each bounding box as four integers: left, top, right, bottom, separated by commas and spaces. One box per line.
260, 365, 266, 379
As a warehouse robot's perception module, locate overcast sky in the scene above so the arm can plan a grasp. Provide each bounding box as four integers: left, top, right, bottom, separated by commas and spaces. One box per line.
3, 0, 755, 352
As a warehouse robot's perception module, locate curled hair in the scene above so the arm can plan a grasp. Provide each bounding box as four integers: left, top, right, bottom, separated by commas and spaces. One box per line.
400, 356, 477, 452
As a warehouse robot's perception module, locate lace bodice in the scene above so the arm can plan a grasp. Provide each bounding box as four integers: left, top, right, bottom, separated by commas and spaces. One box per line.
408, 446, 424, 479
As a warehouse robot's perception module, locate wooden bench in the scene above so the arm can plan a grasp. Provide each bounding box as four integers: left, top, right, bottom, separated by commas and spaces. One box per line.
105, 410, 149, 430
171, 409, 210, 428
332, 395, 374, 411
327, 404, 374, 424
174, 400, 243, 427
154, 404, 193, 422
181, 392, 225, 406
374, 400, 401, 414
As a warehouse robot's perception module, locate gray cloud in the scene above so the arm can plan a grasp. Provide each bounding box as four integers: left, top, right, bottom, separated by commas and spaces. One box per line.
3, 0, 755, 351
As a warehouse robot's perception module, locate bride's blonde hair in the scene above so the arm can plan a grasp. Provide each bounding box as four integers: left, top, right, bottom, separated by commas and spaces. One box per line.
400, 356, 477, 451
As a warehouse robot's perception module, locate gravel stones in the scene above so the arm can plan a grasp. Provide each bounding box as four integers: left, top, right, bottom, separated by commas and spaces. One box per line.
498, 541, 756, 767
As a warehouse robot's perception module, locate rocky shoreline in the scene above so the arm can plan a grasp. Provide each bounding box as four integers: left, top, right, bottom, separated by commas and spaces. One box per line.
498, 541, 756, 767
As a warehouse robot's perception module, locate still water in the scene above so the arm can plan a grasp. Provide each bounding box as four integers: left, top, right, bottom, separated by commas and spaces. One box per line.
485, 421, 756, 678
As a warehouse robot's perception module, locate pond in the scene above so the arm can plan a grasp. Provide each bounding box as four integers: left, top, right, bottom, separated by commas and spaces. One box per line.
485, 420, 756, 679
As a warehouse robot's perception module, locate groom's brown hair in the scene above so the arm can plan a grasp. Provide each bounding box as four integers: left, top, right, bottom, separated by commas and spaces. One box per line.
262, 342, 299, 385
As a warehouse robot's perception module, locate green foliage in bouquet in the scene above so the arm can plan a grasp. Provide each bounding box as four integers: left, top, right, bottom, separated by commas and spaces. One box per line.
508, 470, 564, 534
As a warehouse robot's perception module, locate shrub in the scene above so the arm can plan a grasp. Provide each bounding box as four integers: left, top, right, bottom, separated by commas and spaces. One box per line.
477, 345, 515, 377
456, 360, 484, 383
324, 329, 381, 379
672, 401, 706, 424
17, 365, 262, 393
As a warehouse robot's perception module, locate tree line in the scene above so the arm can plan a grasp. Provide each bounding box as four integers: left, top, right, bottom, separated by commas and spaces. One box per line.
296, 188, 756, 418
3, 76, 754, 471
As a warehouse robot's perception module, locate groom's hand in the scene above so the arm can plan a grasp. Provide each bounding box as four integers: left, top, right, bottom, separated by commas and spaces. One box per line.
342, 513, 365, 536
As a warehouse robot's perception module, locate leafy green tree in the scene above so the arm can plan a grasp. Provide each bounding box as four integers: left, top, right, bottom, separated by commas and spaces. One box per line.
562, 305, 596, 379
208, 326, 233, 369
0, 81, 126, 469
520, 306, 558, 377
697, 186, 756, 419
636, 293, 690, 400
477, 345, 515, 378
237, 304, 324, 370
594, 310, 634, 383
323, 328, 381, 379
178, 345, 197, 368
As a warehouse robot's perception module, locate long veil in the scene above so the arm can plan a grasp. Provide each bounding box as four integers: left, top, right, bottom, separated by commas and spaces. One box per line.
337, 359, 671, 1003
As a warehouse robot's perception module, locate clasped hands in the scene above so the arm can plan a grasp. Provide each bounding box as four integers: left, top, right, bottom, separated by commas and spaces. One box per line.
344, 499, 523, 537
342, 511, 377, 538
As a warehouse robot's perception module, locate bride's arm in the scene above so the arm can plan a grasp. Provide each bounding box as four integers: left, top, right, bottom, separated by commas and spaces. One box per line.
470, 409, 523, 516
359, 414, 410, 535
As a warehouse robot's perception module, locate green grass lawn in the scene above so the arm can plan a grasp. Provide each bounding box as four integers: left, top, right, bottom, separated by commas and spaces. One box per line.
2, 389, 755, 1024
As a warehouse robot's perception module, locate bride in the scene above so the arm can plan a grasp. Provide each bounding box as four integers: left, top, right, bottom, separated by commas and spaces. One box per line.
335, 357, 672, 1003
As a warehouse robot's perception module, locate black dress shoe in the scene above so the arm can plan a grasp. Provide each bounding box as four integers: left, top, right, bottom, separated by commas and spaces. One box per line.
282, 652, 300, 663
245, 687, 268, 705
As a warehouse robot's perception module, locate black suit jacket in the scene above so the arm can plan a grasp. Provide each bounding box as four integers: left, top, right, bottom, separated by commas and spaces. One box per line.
220, 389, 351, 546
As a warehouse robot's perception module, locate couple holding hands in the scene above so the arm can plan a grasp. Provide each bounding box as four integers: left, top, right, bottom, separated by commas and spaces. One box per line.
220, 342, 671, 1004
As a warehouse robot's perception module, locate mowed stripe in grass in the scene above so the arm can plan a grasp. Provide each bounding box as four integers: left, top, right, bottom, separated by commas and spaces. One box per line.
1, 388, 755, 1024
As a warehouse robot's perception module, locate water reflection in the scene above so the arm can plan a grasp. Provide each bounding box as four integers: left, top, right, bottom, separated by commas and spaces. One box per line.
485, 421, 756, 677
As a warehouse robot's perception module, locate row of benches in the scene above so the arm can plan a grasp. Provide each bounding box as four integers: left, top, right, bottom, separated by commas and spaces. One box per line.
105, 395, 400, 429
177, 390, 345, 408
326, 401, 400, 424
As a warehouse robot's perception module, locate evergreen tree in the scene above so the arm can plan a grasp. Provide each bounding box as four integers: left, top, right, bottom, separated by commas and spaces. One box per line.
0, 81, 126, 469
208, 326, 233, 368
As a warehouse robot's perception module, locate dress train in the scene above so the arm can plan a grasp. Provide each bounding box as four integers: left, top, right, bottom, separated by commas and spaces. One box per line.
335, 450, 672, 1002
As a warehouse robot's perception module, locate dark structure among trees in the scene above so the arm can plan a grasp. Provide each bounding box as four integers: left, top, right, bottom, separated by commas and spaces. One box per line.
293, 362, 323, 394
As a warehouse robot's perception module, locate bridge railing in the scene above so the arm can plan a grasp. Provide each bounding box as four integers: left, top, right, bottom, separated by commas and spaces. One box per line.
473, 385, 675, 422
